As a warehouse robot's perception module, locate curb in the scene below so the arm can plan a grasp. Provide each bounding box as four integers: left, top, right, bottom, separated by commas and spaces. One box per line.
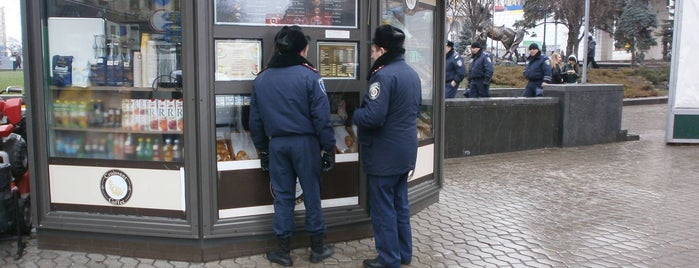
622, 96, 668, 106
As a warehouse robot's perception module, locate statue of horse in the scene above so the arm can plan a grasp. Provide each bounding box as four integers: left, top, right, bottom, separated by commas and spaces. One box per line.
477, 20, 526, 62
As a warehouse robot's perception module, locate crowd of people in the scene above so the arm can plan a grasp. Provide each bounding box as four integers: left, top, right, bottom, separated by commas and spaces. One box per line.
444, 37, 595, 99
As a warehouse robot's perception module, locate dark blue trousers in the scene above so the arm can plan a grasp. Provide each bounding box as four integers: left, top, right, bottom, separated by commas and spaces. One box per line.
468, 79, 490, 98
368, 173, 412, 268
445, 84, 458, 98
523, 81, 543, 97
269, 135, 325, 239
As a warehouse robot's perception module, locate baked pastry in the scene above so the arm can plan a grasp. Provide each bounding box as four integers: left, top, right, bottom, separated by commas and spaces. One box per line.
344, 135, 354, 147
236, 150, 248, 160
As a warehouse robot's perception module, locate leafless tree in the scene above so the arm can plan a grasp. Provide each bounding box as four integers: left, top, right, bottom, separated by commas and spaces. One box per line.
447, 0, 493, 44
520, 0, 624, 57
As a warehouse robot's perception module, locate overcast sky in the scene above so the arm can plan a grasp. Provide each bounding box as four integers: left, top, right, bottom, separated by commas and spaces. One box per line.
2, 0, 21, 40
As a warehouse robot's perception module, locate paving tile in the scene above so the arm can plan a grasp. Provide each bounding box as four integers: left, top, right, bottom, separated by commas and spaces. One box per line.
5, 104, 699, 267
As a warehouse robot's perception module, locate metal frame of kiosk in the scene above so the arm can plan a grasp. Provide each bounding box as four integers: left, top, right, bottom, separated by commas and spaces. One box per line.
23, 0, 445, 261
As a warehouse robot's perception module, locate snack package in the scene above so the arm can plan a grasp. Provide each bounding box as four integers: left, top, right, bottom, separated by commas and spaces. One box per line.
52, 55, 74, 87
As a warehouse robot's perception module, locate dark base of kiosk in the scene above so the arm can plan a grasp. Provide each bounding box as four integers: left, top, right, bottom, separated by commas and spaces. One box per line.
36, 190, 439, 262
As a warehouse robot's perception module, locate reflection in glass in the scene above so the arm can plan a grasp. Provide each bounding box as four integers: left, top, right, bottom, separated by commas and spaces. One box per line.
381, 0, 434, 140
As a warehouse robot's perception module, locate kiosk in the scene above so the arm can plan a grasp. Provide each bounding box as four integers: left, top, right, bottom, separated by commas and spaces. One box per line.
22, 0, 445, 261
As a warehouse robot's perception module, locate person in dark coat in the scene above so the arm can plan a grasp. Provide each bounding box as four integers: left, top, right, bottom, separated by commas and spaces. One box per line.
587, 36, 599, 69
562, 55, 581, 83
522, 43, 552, 97
444, 41, 466, 98
354, 24, 421, 268
466, 41, 494, 98
249, 26, 335, 267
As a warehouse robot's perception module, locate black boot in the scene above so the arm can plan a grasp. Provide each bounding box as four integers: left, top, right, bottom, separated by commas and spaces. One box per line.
309, 234, 334, 263
266, 237, 292, 267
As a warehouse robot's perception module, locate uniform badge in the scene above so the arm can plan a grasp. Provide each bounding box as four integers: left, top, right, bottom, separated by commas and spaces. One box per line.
318, 78, 327, 95
545, 59, 551, 66
486, 57, 492, 63
368, 82, 381, 100
457, 60, 463, 67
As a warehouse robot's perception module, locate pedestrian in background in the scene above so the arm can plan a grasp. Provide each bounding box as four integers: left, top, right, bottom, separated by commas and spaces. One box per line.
522, 43, 551, 97
587, 36, 599, 69
353, 24, 421, 268
444, 40, 466, 98
549, 52, 564, 84
466, 41, 494, 98
562, 55, 581, 83
249, 26, 335, 267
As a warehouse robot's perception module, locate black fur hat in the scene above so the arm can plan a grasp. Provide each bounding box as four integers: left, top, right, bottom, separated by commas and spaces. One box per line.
471, 41, 482, 49
528, 43, 539, 50
276, 27, 309, 54
372, 24, 405, 50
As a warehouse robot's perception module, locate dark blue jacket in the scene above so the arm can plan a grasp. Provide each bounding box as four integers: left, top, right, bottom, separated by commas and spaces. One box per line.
524, 53, 552, 83
468, 51, 494, 82
249, 64, 335, 153
353, 56, 421, 176
445, 50, 466, 84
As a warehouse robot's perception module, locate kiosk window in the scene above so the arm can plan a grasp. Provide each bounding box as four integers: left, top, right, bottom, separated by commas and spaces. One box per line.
381, 0, 435, 140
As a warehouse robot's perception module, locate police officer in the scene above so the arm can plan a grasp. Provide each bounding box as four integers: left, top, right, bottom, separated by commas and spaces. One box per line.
445, 41, 466, 98
522, 43, 552, 97
354, 24, 421, 268
466, 41, 494, 98
249, 26, 335, 267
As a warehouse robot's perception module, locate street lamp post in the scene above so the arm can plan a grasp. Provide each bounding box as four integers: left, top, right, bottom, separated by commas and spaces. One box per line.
542, 12, 547, 53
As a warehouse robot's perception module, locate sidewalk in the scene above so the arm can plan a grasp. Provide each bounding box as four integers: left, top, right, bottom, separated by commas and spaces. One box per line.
3, 104, 699, 267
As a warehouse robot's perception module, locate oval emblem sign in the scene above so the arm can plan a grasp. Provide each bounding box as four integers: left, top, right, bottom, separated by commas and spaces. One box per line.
100, 169, 133, 206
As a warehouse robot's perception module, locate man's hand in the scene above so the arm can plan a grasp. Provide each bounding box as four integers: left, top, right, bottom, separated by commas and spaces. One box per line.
321, 151, 335, 172
259, 151, 270, 172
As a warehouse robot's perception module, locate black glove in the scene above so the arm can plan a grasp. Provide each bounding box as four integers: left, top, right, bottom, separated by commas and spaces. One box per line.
259, 151, 270, 172
321, 151, 335, 172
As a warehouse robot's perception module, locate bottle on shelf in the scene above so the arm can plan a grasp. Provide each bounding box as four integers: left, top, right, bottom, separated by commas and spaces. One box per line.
144, 138, 153, 160
172, 138, 182, 162
152, 138, 161, 161
78, 101, 89, 128
136, 137, 145, 160
123, 44, 133, 87
113, 133, 124, 159
163, 138, 173, 162
123, 133, 136, 160
90, 34, 107, 86
115, 39, 124, 87
106, 39, 115, 86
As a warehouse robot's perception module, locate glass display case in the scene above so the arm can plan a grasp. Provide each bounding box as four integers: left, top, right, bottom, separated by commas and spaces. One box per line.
46, 1, 184, 163
43, 0, 185, 218
214, 92, 360, 218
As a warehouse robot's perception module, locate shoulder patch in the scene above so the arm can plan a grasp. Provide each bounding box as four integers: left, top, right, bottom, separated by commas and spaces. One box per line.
318, 78, 327, 95
486, 57, 492, 63
544, 59, 551, 66
368, 82, 381, 100
457, 60, 463, 67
